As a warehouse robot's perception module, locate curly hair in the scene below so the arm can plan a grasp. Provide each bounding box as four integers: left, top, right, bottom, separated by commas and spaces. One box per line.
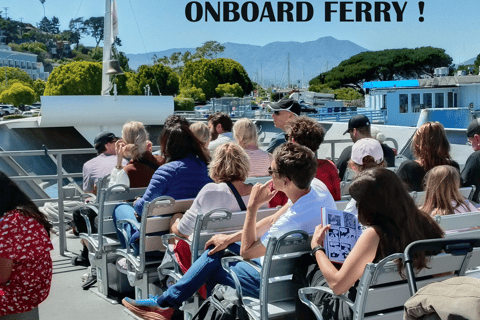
273, 142, 317, 190
349, 168, 444, 274
122, 121, 149, 161
208, 142, 249, 183
421, 165, 469, 216
285, 116, 325, 152
412, 122, 453, 172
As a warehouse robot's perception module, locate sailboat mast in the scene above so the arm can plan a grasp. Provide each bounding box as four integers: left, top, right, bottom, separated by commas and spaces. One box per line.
101, 0, 113, 95
287, 53, 291, 88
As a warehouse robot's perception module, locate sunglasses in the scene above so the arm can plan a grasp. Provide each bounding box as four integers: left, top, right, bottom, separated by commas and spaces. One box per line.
267, 166, 282, 176
273, 110, 282, 116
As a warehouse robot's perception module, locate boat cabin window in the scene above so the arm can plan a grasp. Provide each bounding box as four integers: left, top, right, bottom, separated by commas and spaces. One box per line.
435, 93, 444, 108
423, 93, 432, 108
411, 94, 421, 113
447, 92, 457, 108
399, 94, 408, 113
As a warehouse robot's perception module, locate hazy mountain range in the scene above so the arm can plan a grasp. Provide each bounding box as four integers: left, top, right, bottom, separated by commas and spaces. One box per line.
126, 36, 368, 86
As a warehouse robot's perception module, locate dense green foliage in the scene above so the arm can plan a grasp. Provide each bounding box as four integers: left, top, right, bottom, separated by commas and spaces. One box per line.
0, 67, 34, 87
333, 88, 363, 100
0, 83, 35, 106
33, 79, 46, 101
310, 47, 453, 94
216, 83, 244, 97
44, 61, 102, 95
181, 58, 252, 100
174, 97, 195, 111
177, 86, 206, 102
131, 64, 180, 96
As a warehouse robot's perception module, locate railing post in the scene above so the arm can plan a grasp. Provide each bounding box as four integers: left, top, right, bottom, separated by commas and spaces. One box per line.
56, 152, 67, 256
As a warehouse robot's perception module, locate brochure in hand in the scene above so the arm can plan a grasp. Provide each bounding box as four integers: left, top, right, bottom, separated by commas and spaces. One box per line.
321, 207, 363, 264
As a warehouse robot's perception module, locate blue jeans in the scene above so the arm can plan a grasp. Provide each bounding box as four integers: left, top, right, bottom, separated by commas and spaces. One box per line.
112, 203, 140, 255
157, 243, 261, 309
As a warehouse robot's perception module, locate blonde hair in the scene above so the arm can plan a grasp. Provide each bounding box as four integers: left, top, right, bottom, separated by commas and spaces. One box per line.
122, 121, 149, 161
421, 165, 469, 216
209, 142, 249, 183
190, 122, 210, 146
233, 118, 258, 148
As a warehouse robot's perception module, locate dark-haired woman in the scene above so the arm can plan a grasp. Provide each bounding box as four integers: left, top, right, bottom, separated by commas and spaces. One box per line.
113, 123, 212, 253
305, 168, 443, 319
0, 172, 53, 317
396, 122, 460, 192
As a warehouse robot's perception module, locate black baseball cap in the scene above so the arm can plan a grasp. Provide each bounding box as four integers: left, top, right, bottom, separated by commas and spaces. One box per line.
343, 114, 371, 135
467, 119, 480, 137
270, 98, 301, 116
94, 131, 117, 147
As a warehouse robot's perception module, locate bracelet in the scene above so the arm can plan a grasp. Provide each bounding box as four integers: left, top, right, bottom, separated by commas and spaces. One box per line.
311, 244, 326, 257
115, 165, 123, 169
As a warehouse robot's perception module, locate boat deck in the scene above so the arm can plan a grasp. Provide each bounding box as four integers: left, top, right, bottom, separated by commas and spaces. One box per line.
40, 234, 134, 320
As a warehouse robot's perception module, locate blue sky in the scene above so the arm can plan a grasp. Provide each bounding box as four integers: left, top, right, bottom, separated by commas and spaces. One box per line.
2, 0, 480, 64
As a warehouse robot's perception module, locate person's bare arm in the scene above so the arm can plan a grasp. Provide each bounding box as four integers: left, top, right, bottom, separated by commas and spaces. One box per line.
312, 226, 380, 295
240, 182, 277, 259
0, 258, 13, 284
171, 217, 189, 239
205, 202, 288, 255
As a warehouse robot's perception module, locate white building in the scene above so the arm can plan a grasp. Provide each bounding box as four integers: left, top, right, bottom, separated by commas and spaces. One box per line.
0, 47, 49, 81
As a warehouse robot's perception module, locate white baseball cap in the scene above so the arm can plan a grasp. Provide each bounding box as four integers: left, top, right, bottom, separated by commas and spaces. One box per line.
351, 138, 384, 165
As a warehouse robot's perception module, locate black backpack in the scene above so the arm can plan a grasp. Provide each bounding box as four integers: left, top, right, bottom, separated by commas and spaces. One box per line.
192, 288, 248, 320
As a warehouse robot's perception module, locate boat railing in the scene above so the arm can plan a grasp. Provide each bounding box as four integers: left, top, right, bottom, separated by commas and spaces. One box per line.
310, 109, 387, 123
1, 148, 98, 256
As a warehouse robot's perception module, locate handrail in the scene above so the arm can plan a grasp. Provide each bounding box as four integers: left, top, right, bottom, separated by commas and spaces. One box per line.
0, 148, 98, 256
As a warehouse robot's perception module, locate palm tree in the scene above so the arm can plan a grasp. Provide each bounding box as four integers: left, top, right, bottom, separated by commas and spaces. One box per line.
39, 0, 46, 18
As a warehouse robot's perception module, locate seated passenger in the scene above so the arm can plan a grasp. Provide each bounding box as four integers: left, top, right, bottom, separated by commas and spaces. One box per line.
461, 118, 480, 202
269, 116, 340, 207
233, 118, 271, 177
207, 112, 234, 153
344, 138, 385, 214
421, 165, 478, 217
0, 172, 53, 317
190, 121, 211, 157
113, 123, 212, 253
109, 121, 164, 188
122, 143, 336, 320
171, 142, 267, 238
336, 115, 395, 181
396, 122, 460, 192
305, 168, 443, 319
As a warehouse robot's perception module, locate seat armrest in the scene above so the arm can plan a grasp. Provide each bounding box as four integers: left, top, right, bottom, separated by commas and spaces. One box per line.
298, 286, 354, 319
221, 255, 262, 305
116, 218, 141, 254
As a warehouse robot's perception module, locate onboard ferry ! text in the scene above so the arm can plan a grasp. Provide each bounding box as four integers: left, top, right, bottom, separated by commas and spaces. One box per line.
185, 1, 314, 22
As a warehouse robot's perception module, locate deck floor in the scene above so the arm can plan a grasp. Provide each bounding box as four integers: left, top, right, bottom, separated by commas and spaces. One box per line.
40, 234, 135, 320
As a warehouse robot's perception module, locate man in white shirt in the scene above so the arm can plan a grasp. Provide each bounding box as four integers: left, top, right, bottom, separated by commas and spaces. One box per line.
207, 112, 234, 153
122, 142, 336, 320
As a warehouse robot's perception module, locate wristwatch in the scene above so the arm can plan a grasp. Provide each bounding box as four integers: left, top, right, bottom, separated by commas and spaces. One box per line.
311, 244, 326, 257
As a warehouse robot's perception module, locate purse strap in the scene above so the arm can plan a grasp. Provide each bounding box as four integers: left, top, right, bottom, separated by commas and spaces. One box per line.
226, 182, 247, 211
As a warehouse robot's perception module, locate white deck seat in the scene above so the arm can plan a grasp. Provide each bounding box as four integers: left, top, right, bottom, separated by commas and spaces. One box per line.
115, 196, 194, 300
79, 177, 148, 298
222, 230, 312, 320
299, 237, 480, 320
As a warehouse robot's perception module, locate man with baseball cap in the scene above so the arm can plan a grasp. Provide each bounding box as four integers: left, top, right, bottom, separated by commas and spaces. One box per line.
336, 115, 395, 180
266, 98, 301, 153
83, 131, 125, 193
74, 131, 127, 279
461, 119, 480, 202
